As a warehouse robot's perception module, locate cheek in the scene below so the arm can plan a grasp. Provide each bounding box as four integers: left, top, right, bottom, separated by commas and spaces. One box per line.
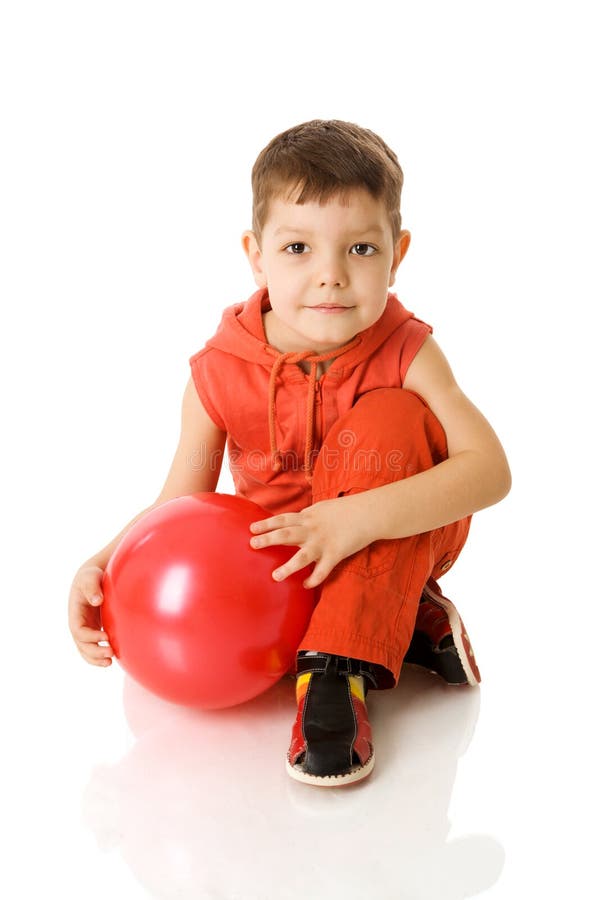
269, 259, 302, 287
364, 291, 388, 322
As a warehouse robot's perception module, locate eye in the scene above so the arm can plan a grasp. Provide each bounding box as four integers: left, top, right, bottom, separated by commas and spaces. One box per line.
284, 242, 310, 254
351, 243, 377, 256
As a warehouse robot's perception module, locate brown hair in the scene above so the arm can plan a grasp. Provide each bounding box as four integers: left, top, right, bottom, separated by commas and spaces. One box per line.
250, 119, 404, 245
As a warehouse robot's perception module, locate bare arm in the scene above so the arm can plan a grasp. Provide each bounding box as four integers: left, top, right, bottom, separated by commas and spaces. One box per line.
370, 334, 512, 538
250, 336, 511, 587
69, 376, 227, 664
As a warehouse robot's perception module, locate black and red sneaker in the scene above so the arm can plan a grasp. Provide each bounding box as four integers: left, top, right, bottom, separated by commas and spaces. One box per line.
404, 580, 481, 686
286, 653, 378, 787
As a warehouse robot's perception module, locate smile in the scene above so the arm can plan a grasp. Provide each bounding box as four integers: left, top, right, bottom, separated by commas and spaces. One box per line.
308, 304, 353, 314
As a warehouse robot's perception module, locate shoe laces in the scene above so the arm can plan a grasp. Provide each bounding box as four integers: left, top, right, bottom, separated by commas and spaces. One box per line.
297, 652, 378, 688
416, 599, 452, 644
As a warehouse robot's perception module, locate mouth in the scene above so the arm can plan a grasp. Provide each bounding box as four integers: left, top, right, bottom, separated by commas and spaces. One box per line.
309, 304, 353, 314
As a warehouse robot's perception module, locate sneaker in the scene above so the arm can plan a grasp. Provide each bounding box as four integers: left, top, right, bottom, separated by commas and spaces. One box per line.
404, 581, 481, 686
286, 653, 377, 787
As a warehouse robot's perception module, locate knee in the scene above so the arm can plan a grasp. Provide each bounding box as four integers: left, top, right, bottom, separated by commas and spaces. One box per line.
313, 388, 447, 497
351, 387, 430, 421
354, 388, 447, 466
343, 388, 444, 451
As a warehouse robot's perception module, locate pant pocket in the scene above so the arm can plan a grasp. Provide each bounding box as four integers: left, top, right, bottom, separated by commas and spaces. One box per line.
344, 538, 400, 578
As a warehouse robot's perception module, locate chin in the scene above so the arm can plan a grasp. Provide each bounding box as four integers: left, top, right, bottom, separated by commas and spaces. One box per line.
310, 330, 357, 351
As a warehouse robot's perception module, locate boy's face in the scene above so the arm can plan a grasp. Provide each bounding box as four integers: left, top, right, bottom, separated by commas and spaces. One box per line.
242, 187, 410, 353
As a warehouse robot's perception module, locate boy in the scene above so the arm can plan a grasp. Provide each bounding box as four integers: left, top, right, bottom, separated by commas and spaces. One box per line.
69, 119, 511, 787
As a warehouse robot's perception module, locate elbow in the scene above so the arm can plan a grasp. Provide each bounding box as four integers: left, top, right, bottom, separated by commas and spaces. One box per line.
491, 454, 512, 505
470, 447, 511, 509
499, 464, 512, 502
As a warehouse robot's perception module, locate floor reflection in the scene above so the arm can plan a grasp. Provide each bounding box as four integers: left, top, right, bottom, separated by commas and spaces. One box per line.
83, 667, 504, 899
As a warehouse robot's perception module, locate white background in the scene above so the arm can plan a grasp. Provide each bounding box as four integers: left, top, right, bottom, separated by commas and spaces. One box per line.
1, 1, 598, 898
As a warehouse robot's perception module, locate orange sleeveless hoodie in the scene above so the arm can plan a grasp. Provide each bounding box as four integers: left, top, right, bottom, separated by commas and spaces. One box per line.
189, 288, 432, 514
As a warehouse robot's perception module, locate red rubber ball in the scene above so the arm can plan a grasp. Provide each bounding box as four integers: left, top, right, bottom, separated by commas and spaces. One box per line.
101, 493, 315, 708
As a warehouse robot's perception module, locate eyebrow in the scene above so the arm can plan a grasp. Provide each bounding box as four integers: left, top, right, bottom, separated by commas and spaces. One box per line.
273, 224, 386, 237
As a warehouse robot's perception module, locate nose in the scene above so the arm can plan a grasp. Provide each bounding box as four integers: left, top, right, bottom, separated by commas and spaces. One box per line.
317, 252, 348, 288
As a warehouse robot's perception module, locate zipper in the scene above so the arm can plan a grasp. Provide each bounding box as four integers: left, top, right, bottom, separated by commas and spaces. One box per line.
314, 378, 323, 451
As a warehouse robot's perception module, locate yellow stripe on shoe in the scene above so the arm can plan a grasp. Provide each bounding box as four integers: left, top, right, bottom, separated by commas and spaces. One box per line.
295, 672, 312, 703
296, 671, 365, 704
349, 674, 365, 703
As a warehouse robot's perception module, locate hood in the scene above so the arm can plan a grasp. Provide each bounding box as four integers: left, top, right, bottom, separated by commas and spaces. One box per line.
203, 287, 417, 480
203, 287, 416, 373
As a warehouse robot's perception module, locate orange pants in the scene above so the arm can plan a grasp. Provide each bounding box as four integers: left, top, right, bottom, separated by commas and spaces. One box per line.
299, 388, 471, 688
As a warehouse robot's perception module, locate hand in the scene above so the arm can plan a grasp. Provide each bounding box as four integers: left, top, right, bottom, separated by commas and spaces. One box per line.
68, 564, 114, 666
249, 495, 374, 589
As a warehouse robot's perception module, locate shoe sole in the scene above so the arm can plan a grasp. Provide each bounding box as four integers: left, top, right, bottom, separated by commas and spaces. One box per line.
285, 752, 375, 787
421, 583, 481, 686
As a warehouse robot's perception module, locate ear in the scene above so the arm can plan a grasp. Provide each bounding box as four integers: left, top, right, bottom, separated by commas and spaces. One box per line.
388, 230, 411, 287
241, 230, 267, 288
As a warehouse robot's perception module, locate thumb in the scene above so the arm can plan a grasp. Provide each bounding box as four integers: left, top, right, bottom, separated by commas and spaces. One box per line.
80, 566, 105, 605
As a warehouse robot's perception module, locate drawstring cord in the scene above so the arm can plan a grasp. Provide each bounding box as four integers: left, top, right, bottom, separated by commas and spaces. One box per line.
267, 337, 361, 481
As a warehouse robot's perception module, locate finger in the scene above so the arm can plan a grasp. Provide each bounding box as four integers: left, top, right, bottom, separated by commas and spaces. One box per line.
250, 525, 305, 550
249, 514, 297, 535
77, 568, 105, 605
74, 624, 111, 644
78, 643, 114, 665
78, 642, 114, 663
272, 547, 315, 582
81, 641, 114, 659
68, 590, 103, 629
82, 652, 113, 667
302, 558, 336, 589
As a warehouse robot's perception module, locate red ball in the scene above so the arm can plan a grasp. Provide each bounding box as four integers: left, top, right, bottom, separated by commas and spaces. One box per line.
101, 493, 315, 709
